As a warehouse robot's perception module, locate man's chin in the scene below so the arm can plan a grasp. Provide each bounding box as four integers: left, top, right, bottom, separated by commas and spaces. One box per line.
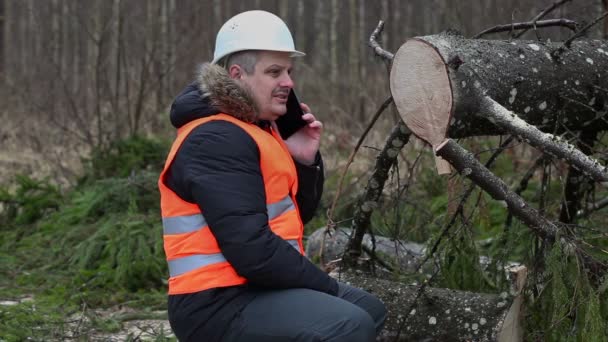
271, 106, 287, 118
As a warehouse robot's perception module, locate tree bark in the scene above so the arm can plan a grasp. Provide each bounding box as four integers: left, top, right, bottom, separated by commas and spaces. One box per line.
307, 227, 426, 273
1, 0, 8, 81
477, 95, 608, 182
329, 0, 338, 86
604, 0, 608, 39
330, 268, 516, 342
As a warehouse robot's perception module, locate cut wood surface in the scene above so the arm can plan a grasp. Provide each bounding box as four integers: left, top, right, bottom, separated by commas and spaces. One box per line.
389, 39, 453, 174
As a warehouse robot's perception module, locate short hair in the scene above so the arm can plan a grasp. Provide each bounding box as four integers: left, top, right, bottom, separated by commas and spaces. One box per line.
220, 50, 259, 75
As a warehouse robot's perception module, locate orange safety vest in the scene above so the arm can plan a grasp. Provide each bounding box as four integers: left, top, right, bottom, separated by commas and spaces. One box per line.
158, 114, 305, 295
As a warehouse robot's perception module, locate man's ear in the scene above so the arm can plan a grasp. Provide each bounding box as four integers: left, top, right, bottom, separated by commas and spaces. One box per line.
228, 65, 242, 80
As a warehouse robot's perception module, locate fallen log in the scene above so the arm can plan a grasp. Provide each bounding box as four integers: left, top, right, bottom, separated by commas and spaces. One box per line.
329, 267, 526, 342
390, 32, 608, 139
389, 32, 608, 178
307, 228, 425, 273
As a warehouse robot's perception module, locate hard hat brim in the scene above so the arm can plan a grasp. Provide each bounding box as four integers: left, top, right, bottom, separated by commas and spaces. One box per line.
212, 49, 306, 65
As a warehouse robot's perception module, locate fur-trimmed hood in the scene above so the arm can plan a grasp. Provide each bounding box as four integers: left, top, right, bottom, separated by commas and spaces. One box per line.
169, 63, 259, 128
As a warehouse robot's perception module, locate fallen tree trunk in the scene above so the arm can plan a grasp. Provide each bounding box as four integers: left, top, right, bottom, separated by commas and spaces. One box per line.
390, 33, 608, 179
307, 228, 426, 273
390, 32, 608, 139
330, 267, 524, 342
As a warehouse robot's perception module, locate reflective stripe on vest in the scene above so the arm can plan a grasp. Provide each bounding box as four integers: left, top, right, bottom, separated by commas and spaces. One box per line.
163, 194, 296, 235
168, 239, 300, 277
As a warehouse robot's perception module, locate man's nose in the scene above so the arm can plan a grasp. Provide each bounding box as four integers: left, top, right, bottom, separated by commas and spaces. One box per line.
279, 73, 294, 88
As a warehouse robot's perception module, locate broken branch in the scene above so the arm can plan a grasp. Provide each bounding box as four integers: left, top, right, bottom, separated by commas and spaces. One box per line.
514, 0, 574, 38
369, 20, 394, 61
474, 19, 577, 39
563, 12, 608, 48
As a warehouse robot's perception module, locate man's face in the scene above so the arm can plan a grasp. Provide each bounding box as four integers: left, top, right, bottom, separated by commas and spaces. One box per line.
239, 51, 294, 121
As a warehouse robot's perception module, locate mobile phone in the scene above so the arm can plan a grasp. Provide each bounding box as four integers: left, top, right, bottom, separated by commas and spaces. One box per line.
276, 89, 308, 139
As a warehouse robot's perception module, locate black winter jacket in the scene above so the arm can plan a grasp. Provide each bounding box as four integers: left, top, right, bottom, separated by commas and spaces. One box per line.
162, 64, 338, 342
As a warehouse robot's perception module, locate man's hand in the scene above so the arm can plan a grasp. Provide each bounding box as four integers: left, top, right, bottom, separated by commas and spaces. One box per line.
275, 103, 323, 165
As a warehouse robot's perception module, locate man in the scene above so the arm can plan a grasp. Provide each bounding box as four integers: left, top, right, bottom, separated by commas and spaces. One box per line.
158, 10, 387, 341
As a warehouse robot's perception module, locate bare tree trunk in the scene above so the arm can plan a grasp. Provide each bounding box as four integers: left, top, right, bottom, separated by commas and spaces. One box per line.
358, 0, 366, 82
348, 0, 360, 117
167, 0, 176, 102
72, 1, 80, 93
60, 0, 69, 77
603, 0, 608, 39
391, 0, 402, 48
51, 0, 60, 70
314, 1, 328, 75
213, 0, 222, 29
329, 0, 338, 86
1, 0, 7, 82
278, 0, 288, 24
19, 1, 29, 78
112, 0, 122, 140
294, 0, 305, 51
158, 0, 168, 114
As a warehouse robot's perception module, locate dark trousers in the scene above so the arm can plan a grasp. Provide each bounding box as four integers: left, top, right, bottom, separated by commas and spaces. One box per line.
221, 282, 387, 341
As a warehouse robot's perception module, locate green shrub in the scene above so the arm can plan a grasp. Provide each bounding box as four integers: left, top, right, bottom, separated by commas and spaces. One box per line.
82, 135, 168, 182
0, 174, 63, 227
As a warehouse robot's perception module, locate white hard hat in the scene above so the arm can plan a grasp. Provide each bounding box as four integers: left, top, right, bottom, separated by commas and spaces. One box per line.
212, 10, 305, 64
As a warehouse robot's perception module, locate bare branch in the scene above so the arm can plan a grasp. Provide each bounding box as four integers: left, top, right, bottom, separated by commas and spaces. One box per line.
473, 19, 577, 39
514, 0, 574, 38
479, 96, 608, 182
344, 120, 411, 262
368, 20, 394, 61
506, 155, 547, 227
326, 96, 393, 230
577, 196, 608, 218
435, 139, 561, 239
563, 12, 608, 48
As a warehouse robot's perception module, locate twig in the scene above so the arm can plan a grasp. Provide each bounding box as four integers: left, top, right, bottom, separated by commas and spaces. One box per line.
506, 155, 547, 227
325, 96, 394, 231
369, 20, 394, 61
515, 0, 574, 38
473, 19, 577, 39
577, 196, 608, 218
361, 244, 394, 272
563, 12, 608, 48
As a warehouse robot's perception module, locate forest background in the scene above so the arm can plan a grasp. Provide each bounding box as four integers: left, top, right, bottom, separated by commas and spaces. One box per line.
0, 0, 607, 341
